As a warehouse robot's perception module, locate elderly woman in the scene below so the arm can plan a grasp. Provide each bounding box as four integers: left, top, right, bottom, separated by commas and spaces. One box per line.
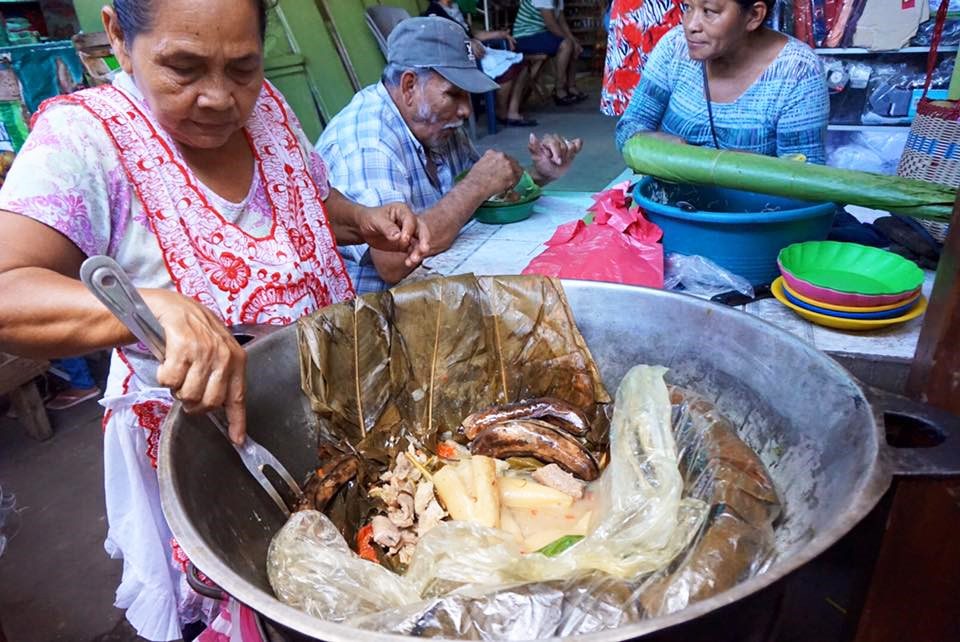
615, 0, 829, 164
0, 0, 428, 639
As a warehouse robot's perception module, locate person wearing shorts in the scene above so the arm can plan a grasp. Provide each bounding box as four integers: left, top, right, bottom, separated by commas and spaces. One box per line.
512, 0, 587, 105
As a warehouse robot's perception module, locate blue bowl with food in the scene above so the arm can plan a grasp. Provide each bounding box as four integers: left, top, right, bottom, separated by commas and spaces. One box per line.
632, 177, 836, 285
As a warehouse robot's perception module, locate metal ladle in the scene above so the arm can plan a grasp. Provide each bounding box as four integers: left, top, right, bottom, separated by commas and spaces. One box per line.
80, 255, 302, 516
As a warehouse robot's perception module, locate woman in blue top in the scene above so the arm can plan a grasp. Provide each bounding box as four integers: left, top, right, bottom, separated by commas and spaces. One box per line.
615, 0, 829, 164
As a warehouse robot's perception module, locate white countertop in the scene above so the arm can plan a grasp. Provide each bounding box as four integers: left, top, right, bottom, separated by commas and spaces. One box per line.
407, 174, 932, 363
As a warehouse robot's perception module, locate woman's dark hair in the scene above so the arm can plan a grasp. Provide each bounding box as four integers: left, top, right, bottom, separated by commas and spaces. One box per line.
113, 0, 271, 42
733, 0, 775, 12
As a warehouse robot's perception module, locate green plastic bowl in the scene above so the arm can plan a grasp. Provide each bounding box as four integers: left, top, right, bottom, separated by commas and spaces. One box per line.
777, 241, 924, 304
456, 171, 542, 225
474, 200, 538, 224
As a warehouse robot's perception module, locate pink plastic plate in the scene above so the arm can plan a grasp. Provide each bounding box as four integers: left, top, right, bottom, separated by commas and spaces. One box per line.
779, 265, 921, 307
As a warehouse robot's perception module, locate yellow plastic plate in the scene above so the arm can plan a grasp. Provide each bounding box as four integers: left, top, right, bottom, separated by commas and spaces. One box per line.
772, 278, 927, 331
779, 278, 921, 313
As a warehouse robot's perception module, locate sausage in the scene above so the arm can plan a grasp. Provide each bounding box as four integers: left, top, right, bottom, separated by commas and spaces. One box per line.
469, 419, 599, 481
296, 453, 360, 512
459, 398, 590, 440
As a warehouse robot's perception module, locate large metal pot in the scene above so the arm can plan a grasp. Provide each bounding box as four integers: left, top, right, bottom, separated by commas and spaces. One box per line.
158, 280, 960, 641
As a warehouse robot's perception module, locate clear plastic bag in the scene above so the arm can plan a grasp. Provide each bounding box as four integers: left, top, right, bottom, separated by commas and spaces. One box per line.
267, 366, 780, 638
663, 253, 755, 300
828, 131, 909, 176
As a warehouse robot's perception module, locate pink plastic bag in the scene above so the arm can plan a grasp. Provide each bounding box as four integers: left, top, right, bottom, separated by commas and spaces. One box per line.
522, 181, 664, 288
197, 598, 266, 642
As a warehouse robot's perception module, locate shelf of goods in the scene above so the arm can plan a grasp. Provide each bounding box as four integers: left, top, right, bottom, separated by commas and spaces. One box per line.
564, 0, 600, 48
815, 44, 959, 132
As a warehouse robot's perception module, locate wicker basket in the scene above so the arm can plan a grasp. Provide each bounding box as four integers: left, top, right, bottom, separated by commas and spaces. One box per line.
896, 0, 958, 243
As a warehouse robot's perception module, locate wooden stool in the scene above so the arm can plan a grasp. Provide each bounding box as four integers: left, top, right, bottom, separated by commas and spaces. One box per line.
0, 352, 52, 441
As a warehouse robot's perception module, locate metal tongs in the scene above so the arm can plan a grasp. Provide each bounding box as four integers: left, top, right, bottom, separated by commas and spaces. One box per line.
80, 256, 301, 516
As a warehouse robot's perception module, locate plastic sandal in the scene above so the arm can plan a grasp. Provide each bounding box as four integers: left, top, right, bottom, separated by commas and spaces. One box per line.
45, 386, 101, 411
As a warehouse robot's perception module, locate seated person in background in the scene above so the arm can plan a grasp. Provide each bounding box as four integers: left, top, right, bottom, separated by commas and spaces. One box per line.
614, 0, 828, 163
424, 0, 537, 126
512, 0, 587, 105
317, 17, 582, 294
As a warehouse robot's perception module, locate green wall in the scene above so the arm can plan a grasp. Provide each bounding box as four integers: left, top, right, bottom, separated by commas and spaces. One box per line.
73, 0, 105, 33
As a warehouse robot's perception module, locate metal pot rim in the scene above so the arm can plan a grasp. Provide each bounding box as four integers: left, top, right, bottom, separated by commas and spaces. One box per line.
158, 280, 896, 641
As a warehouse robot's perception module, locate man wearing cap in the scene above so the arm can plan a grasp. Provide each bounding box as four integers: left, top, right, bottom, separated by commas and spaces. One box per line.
317, 16, 583, 293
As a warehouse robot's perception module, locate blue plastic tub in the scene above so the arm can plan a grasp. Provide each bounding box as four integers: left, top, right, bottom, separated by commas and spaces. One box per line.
632, 177, 836, 285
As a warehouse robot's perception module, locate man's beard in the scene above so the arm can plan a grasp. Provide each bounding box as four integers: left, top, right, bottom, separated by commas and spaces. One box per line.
413, 101, 465, 149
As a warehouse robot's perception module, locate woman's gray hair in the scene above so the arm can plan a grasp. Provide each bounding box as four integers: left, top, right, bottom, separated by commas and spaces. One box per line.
113, 0, 273, 42
381, 63, 433, 88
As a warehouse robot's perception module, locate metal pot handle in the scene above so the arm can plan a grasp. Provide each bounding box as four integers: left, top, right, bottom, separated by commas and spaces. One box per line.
867, 386, 960, 477
186, 561, 226, 601
230, 324, 283, 348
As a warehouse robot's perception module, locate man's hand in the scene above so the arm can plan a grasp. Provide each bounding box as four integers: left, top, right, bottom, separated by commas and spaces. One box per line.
528, 133, 583, 184
358, 202, 431, 268
464, 150, 524, 199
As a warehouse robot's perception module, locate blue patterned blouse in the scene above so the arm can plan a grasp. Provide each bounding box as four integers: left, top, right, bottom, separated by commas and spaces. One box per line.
615, 27, 829, 164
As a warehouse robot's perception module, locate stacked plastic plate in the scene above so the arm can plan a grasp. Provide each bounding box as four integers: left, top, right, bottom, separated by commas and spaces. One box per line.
773, 241, 927, 331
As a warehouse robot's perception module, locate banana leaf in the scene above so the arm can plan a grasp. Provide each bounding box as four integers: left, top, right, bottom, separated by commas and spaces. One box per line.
297, 274, 611, 472
623, 136, 958, 221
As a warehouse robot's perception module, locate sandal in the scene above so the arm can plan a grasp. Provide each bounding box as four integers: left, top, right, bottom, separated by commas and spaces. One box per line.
553, 93, 578, 106
569, 90, 589, 103
45, 386, 101, 411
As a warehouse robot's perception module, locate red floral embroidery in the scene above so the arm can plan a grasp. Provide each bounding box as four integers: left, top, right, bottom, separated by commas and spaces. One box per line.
42, 82, 354, 330
132, 400, 171, 469
208, 252, 251, 294
102, 350, 135, 433
239, 275, 328, 324
171, 537, 190, 574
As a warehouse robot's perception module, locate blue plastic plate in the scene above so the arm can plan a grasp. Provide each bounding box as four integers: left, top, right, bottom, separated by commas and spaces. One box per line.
781, 286, 917, 320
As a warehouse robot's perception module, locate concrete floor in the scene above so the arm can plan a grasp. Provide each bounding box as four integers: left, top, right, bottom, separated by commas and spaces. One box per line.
474, 75, 623, 192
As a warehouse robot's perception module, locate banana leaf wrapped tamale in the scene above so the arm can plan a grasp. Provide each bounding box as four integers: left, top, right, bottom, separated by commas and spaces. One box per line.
297, 274, 611, 493
623, 136, 957, 221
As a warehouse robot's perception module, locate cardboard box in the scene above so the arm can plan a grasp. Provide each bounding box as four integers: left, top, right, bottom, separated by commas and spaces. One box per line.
852, 0, 930, 51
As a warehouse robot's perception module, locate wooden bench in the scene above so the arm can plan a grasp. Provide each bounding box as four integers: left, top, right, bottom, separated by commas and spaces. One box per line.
0, 352, 52, 441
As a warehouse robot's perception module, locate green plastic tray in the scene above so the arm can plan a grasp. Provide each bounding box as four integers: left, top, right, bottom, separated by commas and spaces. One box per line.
778, 241, 923, 295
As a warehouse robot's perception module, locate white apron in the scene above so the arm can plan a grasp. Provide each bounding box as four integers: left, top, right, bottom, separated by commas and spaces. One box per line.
35, 81, 353, 641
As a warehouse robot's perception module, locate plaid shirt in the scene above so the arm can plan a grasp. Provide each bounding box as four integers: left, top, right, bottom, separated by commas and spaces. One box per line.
317, 82, 479, 293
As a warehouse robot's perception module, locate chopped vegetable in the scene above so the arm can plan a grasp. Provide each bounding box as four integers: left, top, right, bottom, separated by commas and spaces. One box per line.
436, 440, 462, 460
433, 464, 475, 522
356, 523, 378, 563
536, 534, 584, 557
471, 455, 501, 529
499, 477, 575, 510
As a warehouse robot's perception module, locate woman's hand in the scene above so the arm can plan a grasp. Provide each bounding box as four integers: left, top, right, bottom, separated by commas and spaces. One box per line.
358, 202, 431, 268
143, 289, 248, 445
